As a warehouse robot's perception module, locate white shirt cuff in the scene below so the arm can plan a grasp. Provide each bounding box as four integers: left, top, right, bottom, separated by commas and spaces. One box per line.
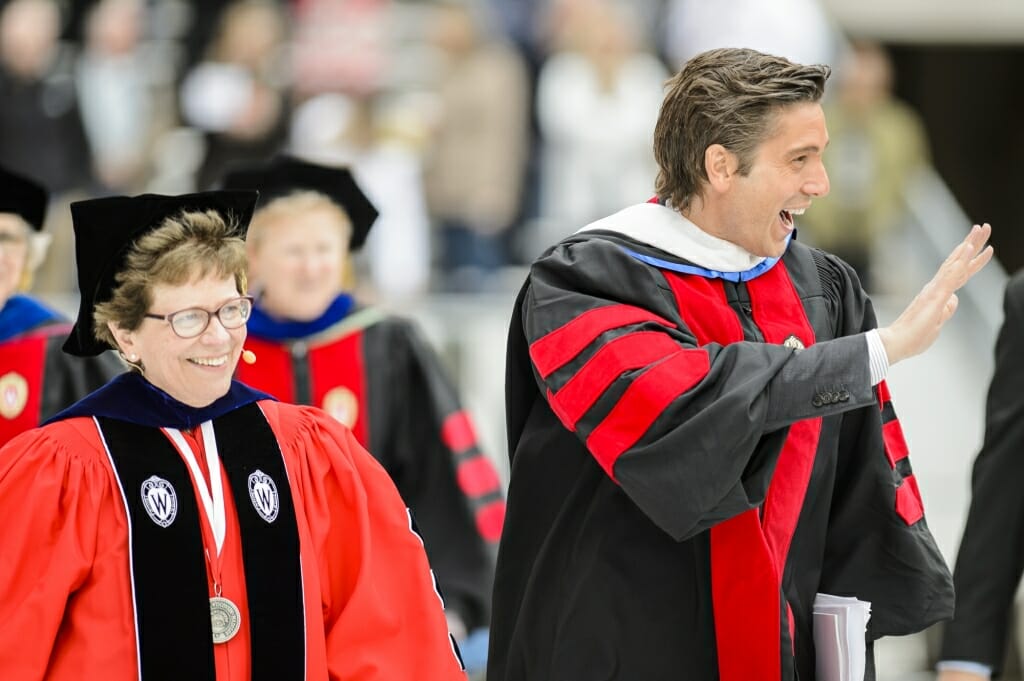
865, 329, 889, 386
936, 660, 992, 678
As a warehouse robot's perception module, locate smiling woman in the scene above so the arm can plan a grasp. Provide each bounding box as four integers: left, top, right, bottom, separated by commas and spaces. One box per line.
0, 190, 468, 681
83, 205, 250, 407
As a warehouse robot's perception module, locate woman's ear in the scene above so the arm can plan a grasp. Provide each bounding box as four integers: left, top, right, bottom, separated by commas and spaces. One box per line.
108, 322, 138, 361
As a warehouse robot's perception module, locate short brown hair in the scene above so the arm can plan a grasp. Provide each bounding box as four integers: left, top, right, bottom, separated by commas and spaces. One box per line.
653, 48, 830, 211
93, 209, 248, 348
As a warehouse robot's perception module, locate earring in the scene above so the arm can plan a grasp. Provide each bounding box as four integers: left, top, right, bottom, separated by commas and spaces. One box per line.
129, 354, 138, 362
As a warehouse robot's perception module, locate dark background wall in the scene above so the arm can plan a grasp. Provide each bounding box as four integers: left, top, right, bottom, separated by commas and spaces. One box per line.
889, 45, 1024, 273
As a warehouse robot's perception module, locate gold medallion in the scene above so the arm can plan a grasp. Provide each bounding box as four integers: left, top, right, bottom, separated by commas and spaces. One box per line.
0, 371, 28, 420
210, 596, 242, 644
322, 386, 359, 428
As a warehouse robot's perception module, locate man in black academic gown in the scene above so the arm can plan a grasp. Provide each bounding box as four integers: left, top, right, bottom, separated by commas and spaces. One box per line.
489, 47, 992, 681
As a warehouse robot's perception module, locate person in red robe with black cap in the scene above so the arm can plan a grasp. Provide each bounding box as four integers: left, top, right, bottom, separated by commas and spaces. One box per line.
0, 163, 122, 446
0, 189, 468, 680
489, 47, 992, 681
223, 155, 503, 652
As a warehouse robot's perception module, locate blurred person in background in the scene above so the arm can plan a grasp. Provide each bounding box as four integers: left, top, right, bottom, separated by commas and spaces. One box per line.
75, 0, 171, 194
179, 0, 291, 191
936, 271, 1024, 681
0, 0, 93, 194
224, 156, 504, 666
0, 189, 467, 680
0, 164, 121, 447
660, 0, 838, 70
290, 91, 433, 300
423, 0, 530, 292
797, 40, 931, 292
534, 0, 667, 238
289, 0, 392, 100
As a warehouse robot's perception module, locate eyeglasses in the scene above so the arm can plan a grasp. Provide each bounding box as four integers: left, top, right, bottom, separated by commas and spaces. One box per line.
144, 296, 254, 339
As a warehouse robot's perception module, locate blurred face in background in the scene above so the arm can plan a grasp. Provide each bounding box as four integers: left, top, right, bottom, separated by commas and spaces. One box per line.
247, 197, 351, 322
0, 214, 31, 308
85, 0, 143, 56
214, 0, 287, 68
0, 0, 61, 79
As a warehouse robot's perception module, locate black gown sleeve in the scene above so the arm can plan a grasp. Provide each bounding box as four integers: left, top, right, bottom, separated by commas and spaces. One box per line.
40, 335, 123, 421
816, 252, 954, 641
367, 317, 499, 632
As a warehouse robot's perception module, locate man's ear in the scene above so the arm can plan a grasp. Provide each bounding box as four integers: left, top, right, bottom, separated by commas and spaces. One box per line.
704, 144, 738, 193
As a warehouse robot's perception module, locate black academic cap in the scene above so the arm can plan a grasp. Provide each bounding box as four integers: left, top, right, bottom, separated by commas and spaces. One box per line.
0, 164, 48, 231
63, 190, 259, 357
220, 155, 379, 251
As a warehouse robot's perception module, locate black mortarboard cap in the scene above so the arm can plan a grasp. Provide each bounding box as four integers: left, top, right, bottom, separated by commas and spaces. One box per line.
220, 155, 379, 251
63, 190, 259, 357
0, 164, 48, 230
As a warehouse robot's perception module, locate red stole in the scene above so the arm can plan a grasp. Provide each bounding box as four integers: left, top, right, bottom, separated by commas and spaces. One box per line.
236, 329, 369, 445
666, 261, 822, 681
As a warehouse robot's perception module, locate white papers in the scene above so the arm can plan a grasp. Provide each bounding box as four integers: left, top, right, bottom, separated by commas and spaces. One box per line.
813, 593, 872, 681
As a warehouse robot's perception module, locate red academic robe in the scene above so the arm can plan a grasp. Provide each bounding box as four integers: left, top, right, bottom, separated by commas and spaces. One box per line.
0, 397, 466, 680
0, 296, 122, 446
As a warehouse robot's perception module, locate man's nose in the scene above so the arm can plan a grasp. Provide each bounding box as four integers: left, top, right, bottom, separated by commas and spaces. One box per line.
805, 163, 830, 198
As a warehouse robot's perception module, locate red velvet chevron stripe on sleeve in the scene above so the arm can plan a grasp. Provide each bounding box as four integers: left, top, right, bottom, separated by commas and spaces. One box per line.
549, 331, 682, 431
529, 304, 676, 379
876, 380, 924, 525
882, 420, 910, 466
584, 348, 710, 478
895, 474, 925, 526
441, 410, 506, 543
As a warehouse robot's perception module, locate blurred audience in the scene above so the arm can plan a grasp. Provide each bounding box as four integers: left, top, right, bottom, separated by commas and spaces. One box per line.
0, 0, 93, 194
75, 0, 170, 193
534, 0, 667, 240
422, 1, 530, 292
660, 0, 839, 70
290, 0, 392, 99
179, 0, 291, 190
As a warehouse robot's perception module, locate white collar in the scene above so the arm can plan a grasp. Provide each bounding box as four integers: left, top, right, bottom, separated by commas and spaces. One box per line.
576, 202, 768, 273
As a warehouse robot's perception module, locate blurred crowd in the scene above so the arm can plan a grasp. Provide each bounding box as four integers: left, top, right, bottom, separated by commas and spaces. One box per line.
0, 0, 932, 301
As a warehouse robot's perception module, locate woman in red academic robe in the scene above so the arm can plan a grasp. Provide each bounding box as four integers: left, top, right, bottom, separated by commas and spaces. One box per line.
0, 190, 467, 680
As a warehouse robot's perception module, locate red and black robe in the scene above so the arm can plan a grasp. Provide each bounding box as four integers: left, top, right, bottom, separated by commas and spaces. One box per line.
0, 294, 122, 446
237, 297, 503, 631
489, 205, 952, 681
